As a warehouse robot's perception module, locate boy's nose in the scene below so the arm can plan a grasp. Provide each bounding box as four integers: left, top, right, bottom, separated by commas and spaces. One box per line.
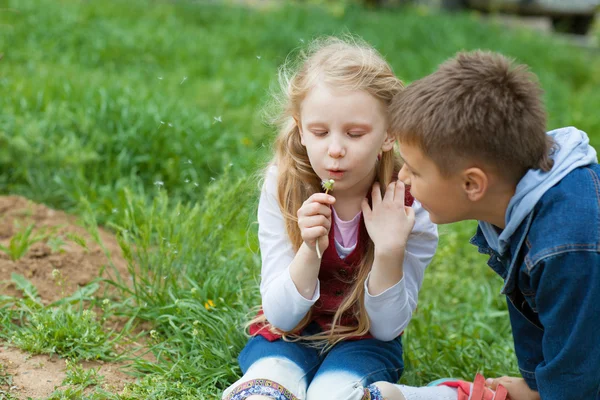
398, 165, 411, 185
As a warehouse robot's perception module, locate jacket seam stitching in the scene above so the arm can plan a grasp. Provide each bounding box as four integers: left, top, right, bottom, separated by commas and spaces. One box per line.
526, 246, 600, 273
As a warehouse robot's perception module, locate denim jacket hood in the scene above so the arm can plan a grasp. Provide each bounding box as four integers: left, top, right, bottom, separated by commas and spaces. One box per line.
479, 127, 597, 256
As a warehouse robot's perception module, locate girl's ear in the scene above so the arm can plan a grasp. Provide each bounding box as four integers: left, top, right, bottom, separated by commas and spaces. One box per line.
381, 131, 395, 152
294, 117, 305, 146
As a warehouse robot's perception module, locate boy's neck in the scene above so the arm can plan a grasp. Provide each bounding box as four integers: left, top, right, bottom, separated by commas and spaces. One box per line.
476, 182, 516, 229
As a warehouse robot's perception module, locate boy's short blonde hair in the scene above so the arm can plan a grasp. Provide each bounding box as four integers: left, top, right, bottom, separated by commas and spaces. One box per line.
390, 50, 555, 183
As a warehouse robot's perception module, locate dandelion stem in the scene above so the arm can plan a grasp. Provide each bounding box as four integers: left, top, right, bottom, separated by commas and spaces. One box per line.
316, 180, 334, 259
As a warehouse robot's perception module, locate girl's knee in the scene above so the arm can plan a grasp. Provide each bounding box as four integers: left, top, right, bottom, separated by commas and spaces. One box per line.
306, 372, 364, 400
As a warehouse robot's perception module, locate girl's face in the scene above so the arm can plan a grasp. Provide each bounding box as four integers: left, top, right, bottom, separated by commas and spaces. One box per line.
297, 82, 394, 196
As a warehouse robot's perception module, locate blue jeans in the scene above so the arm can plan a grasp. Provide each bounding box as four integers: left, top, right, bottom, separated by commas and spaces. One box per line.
223, 324, 404, 400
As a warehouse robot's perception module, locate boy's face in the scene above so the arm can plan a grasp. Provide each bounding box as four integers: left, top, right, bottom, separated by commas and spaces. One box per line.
398, 142, 470, 224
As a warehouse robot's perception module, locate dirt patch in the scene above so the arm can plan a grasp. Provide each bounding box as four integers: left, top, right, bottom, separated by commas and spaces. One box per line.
0, 196, 144, 398
0, 196, 129, 303
0, 344, 135, 399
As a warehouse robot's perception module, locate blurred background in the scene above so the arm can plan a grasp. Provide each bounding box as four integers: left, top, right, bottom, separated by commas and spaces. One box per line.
0, 0, 599, 398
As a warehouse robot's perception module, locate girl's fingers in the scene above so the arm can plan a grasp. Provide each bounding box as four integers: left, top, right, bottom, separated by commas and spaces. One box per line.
299, 201, 332, 218
394, 180, 406, 206
383, 181, 396, 202
302, 226, 329, 241
306, 193, 336, 205
371, 182, 382, 205
299, 215, 331, 231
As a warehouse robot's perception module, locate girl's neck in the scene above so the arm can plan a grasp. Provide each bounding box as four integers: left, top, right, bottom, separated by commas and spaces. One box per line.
332, 169, 376, 221
333, 195, 364, 221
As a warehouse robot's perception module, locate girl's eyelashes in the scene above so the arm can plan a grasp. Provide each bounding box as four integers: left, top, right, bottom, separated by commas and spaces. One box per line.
347, 131, 366, 138
309, 130, 367, 137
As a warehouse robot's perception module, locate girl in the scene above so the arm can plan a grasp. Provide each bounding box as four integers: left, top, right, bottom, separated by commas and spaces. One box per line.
222, 37, 438, 400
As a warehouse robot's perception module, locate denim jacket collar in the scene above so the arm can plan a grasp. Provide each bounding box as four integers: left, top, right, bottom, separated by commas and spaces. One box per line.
470, 211, 535, 295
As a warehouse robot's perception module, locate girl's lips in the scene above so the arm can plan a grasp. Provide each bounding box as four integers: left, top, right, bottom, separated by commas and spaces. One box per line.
327, 170, 345, 179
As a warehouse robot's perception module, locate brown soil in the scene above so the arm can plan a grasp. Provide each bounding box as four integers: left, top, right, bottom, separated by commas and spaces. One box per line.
0, 196, 129, 303
0, 196, 139, 398
0, 345, 135, 399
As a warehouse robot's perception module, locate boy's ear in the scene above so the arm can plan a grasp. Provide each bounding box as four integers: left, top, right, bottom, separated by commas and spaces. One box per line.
294, 117, 305, 146
381, 131, 395, 152
462, 167, 488, 201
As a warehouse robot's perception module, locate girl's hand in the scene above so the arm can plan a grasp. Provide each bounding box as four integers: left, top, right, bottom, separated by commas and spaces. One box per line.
297, 193, 335, 255
486, 376, 540, 400
362, 181, 415, 259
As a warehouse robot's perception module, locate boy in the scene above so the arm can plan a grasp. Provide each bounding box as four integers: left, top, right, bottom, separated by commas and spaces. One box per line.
388, 51, 599, 400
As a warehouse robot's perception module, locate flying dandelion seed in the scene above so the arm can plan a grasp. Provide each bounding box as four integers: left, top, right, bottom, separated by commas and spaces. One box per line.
112, 208, 118, 214
194, 182, 199, 187
168, 123, 173, 127
299, 38, 305, 43
186, 159, 192, 164
180, 76, 188, 84
214, 116, 222, 123
256, 55, 261, 60
158, 76, 163, 80
185, 179, 190, 183
154, 181, 164, 187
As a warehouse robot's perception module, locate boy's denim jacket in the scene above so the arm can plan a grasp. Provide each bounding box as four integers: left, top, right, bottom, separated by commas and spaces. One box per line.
471, 164, 600, 400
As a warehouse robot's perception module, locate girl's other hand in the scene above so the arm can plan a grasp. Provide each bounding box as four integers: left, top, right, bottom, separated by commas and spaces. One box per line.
362, 181, 415, 259
297, 193, 335, 255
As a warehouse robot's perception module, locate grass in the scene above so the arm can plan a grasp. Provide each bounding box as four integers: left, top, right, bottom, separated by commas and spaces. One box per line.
0, 0, 599, 398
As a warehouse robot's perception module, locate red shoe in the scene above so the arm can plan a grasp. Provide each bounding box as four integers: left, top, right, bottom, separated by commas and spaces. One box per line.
433, 373, 508, 400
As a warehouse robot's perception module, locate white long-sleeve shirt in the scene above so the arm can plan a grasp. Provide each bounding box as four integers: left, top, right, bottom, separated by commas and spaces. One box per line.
258, 166, 438, 341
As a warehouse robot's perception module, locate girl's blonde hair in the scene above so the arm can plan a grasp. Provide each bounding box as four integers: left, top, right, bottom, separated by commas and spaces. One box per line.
252, 36, 404, 348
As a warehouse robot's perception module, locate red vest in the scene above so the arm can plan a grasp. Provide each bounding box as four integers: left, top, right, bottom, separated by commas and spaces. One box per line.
249, 189, 414, 342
